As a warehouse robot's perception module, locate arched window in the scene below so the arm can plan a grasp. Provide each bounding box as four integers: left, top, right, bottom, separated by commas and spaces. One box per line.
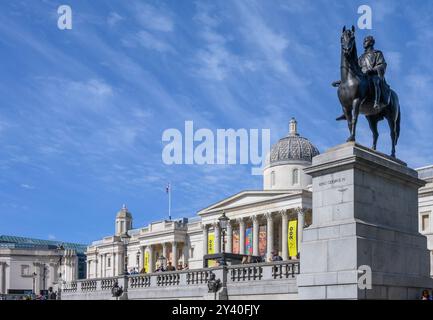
292, 168, 299, 185
271, 171, 275, 186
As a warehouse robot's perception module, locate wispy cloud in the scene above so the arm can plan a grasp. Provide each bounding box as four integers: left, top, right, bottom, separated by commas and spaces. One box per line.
20, 184, 34, 190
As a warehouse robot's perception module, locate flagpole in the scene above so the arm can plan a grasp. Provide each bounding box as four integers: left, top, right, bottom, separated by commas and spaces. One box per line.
168, 182, 171, 220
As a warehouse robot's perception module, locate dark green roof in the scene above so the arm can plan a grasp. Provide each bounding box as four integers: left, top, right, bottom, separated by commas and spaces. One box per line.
0, 235, 87, 254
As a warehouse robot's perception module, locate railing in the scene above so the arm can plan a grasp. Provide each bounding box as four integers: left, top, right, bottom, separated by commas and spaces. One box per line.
100, 278, 115, 290
156, 272, 180, 286
272, 261, 299, 279
61, 261, 300, 299
228, 260, 299, 282
63, 281, 77, 292
229, 264, 263, 281
129, 274, 151, 288
81, 279, 97, 291
186, 270, 212, 284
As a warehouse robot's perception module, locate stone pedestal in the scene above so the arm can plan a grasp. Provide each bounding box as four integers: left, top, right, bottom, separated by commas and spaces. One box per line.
298, 142, 432, 299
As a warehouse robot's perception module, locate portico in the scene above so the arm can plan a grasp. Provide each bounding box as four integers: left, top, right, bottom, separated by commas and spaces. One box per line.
198, 190, 312, 261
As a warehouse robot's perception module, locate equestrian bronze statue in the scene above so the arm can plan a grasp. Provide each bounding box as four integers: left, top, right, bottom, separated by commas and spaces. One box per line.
332, 26, 401, 157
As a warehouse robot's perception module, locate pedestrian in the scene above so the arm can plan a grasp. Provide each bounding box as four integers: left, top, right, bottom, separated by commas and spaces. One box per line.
421, 289, 432, 300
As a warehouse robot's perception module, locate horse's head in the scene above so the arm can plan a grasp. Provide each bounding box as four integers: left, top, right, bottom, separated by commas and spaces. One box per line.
341, 25, 356, 56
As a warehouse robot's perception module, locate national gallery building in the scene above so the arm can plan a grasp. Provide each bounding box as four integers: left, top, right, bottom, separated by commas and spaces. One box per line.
85, 118, 433, 281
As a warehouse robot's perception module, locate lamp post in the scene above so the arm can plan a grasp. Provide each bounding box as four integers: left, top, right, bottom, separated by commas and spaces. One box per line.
217, 211, 230, 267
218, 211, 230, 254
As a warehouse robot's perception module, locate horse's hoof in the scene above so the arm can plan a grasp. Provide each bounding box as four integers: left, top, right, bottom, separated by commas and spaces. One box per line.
391, 153, 396, 158
372, 146, 376, 150
346, 136, 355, 142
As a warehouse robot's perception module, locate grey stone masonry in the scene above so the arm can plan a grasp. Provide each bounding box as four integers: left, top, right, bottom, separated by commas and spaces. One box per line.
298, 142, 433, 299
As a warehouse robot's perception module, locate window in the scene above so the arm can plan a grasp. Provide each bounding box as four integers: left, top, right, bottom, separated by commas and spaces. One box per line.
21, 265, 30, 276
107, 258, 111, 268
421, 213, 430, 232
271, 171, 275, 186
190, 247, 194, 258
292, 168, 299, 185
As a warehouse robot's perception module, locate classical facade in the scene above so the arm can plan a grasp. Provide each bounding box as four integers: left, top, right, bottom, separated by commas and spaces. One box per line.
84, 118, 433, 280
0, 235, 86, 297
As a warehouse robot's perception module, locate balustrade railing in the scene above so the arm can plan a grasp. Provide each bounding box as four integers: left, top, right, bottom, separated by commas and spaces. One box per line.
156, 272, 180, 286
186, 270, 212, 284
100, 278, 115, 290
129, 275, 151, 288
63, 281, 77, 292
61, 261, 300, 297
229, 264, 263, 281
271, 261, 299, 279
81, 280, 97, 291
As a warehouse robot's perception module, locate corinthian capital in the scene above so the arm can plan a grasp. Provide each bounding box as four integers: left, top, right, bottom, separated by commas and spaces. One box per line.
296, 207, 306, 216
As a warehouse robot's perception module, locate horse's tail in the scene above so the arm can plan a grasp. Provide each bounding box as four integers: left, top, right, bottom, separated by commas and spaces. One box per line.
393, 91, 401, 145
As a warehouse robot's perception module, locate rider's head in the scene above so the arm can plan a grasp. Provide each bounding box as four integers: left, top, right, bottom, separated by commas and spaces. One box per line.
363, 36, 375, 49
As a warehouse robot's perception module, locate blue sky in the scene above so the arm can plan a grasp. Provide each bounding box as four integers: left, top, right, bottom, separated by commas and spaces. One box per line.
1, 0, 432, 244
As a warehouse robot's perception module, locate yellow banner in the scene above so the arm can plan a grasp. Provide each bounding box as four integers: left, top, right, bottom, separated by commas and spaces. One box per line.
288, 220, 298, 257
144, 251, 149, 273
208, 232, 216, 267
208, 232, 215, 254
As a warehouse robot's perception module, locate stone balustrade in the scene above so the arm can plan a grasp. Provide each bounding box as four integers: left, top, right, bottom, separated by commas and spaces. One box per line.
61, 261, 300, 300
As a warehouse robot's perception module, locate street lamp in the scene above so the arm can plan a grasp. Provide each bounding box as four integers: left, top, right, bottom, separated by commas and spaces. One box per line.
218, 211, 230, 254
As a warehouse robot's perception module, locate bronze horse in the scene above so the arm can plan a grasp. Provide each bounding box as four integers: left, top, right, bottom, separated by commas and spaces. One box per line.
336, 26, 400, 157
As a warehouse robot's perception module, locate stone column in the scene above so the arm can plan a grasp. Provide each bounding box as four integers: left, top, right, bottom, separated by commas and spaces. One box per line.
182, 241, 189, 266
112, 253, 117, 276
49, 263, 56, 286
281, 210, 289, 260
33, 263, 41, 294
214, 223, 221, 254
202, 224, 208, 256
0, 262, 5, 294
139, 246, 145, 271
226, 223, 233, 254
148, 245, 154, 273
238, 218, 245, 255
252, 215, 259, 256
162, 243, 167, 267
297, 208, 305, 246
266, 212, 274, 261
103, 254, 107, 278
94, 254, 98, 278
100, 254, 104, 278
172, 242, 178, 268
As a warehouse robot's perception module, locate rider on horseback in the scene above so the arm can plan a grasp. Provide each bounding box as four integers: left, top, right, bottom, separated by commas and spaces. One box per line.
334, 35, 390, 121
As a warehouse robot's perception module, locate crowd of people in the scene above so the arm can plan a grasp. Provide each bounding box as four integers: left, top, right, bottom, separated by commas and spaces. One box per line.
125, 262, 190, 274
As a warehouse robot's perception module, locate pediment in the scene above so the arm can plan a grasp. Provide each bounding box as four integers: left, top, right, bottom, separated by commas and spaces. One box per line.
198, 190, 297, 215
